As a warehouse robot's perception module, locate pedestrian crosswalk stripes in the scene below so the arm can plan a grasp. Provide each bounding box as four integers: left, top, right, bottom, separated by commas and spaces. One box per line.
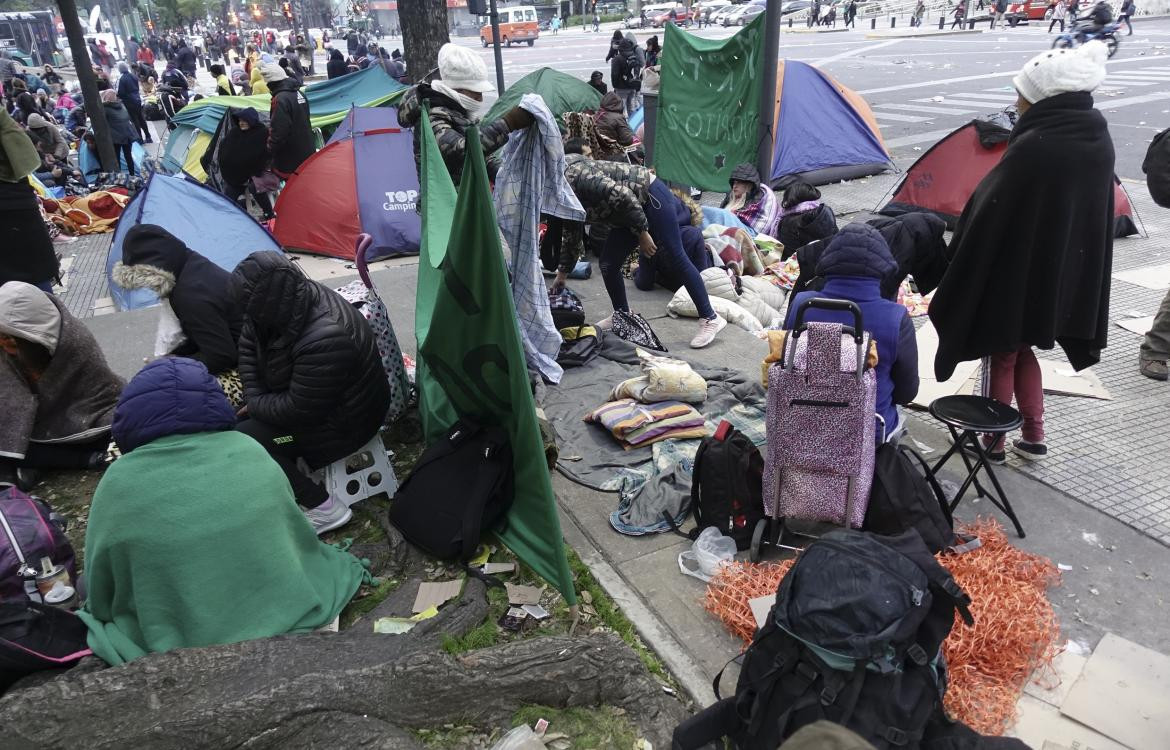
873, 111, 935, 123
911, 97, 1013, 108
880, 103, 978, 115
1103, 79, 1160, 86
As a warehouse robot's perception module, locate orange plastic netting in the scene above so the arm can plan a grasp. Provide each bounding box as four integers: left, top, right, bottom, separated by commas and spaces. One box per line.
703, 518, 1062, 734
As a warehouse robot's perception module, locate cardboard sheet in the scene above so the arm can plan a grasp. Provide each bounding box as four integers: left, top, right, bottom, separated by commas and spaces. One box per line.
1113, 262, 1170, 290
1060, 633, 1170, 750
412, 580, 463, 614
1024, 649, 1089, 709
910, 321, 980, 409
1009, 695, 1129, 750
1115, 315, 1155, 335
1037, 361, 1112, 401
505, 583, 543, 606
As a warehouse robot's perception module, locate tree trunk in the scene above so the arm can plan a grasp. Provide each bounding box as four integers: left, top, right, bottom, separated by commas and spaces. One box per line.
0, 633, 688, 749
56, 0, 119, 173
398, 0, 449, 84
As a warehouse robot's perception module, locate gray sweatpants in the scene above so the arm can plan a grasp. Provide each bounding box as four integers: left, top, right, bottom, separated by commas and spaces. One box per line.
1141, 288, 1170, 361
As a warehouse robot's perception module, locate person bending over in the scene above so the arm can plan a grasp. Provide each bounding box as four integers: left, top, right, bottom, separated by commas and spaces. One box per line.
231, 252, 391, 533
77, 357, 366, 666
113, 225, 242, 376
558, 139, 726, 349
0, 282, 123, 488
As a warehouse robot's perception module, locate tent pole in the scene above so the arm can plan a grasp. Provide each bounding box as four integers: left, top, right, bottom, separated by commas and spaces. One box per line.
756, 0, 782, 182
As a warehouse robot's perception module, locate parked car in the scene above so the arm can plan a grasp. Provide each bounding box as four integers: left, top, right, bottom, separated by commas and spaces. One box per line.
780, 0, 814, 15
721, 4, 764, 24
711, 4, 744, 24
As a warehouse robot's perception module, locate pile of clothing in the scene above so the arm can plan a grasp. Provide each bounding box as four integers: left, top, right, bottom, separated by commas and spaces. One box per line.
585, 349, 709, 449
668, 266, 788, 331
38, 190, 131, 234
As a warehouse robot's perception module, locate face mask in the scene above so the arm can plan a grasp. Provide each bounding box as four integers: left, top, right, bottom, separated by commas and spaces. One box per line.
456, 91, 485, 120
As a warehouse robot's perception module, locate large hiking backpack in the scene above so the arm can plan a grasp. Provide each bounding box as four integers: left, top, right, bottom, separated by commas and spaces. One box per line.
0, 486, 77, 604
684, 420, 766, 551
864, 443, 955, 555
388, 420, 514, 563
673, 528, 974, 750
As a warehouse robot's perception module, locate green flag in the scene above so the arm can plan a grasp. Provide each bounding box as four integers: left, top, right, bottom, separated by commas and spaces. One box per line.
414, 109, 577, 607
654, 16, 764, 191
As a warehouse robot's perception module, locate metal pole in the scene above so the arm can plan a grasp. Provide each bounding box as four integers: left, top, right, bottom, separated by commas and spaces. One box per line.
488, 0, 505, 92
756, 0, 782, 180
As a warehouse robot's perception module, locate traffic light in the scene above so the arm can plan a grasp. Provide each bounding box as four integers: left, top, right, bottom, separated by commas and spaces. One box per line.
282, 2, 293, 18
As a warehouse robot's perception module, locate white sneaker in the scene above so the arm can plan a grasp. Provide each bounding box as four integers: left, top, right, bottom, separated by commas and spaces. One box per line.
303, 496, 352, 535
596, 315, 614, 331
690, 315, 727, 348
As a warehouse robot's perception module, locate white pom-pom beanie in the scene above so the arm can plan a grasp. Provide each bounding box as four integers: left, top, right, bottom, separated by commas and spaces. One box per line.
1013, 41, 1109, 104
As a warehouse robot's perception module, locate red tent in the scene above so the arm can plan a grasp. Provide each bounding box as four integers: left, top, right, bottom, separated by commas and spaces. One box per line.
880, 120, 1139, 238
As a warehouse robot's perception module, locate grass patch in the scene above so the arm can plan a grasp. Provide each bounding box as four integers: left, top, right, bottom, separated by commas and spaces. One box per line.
566, 547, 670, 682
413, 724, 484, 748
512, 705, 641, 749
339, 576, 403, 630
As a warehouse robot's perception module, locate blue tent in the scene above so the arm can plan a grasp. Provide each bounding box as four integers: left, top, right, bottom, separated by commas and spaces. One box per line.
105, 173, 282, 310
79, 140, 149, 185
770, 60, 892, 187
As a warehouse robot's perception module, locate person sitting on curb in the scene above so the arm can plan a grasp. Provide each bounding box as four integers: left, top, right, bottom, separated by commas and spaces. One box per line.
720, 163, 780, 236
557, 139, 727, 349
784, 224, 920, 443
397, 43, 533, 186
231, 252, 391, 534
77, 357, 367, 666
112, 224, 242, 377
0, 281, 124, 489
777, 181, 838, 258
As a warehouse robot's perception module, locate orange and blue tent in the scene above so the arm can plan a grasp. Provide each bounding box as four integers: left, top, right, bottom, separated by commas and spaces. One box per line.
770, 60, 892, 188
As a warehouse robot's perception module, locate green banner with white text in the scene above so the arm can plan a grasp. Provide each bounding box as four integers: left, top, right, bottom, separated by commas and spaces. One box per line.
654, 16, 764, 191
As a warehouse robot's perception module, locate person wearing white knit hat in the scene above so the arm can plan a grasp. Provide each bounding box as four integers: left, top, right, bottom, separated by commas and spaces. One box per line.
397, 42, 534, 185
929, 39, 1115, 464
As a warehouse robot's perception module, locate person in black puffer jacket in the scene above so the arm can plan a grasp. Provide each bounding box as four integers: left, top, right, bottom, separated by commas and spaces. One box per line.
777, 181, 837, 259
326, 48, 348, 79
232, 251, 391, 534
261, 63, 314, 178
112, 224, 241, 376
211, 107, 274, 220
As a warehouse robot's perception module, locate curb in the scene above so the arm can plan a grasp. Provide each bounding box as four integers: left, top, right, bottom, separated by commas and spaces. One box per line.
783, 26, 851, 33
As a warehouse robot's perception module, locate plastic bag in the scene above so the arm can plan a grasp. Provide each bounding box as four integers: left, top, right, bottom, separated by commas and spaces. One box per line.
678, 527, 737, 583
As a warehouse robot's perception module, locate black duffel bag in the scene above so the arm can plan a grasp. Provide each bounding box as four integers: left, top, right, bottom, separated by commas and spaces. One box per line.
388, 419, 513, 563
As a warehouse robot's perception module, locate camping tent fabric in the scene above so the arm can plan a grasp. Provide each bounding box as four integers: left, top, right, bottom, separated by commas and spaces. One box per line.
201, 107, 273, 194
483, 67, 602, 128
79, 140, 149, 184
880, 121, 1139, 238
105, 173, 282, 310
770, 60, 891, 187
414, 108, 577, 607
273, 107, 420, 260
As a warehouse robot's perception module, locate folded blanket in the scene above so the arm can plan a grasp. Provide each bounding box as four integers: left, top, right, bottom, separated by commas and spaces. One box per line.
585, 398, 707, 449
610, 348, 708, 404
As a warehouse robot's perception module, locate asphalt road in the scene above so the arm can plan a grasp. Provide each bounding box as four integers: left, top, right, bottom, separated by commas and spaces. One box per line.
448, 17, 1170, 179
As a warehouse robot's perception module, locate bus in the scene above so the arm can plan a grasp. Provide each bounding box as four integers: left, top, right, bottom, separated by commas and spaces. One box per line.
0, 10, 58, 67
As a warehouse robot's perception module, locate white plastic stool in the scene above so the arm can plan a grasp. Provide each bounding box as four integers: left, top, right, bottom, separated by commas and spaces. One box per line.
324, 433, 398, 508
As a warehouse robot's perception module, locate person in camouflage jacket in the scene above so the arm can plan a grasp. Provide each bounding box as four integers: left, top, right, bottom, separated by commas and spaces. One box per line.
396, 44, 532, 186
557, 141, 726, 349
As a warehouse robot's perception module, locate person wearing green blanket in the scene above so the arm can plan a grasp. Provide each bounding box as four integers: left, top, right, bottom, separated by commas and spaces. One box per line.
76, 356, 367, 666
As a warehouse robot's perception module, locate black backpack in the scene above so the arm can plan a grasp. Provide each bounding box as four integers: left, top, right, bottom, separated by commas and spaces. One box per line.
1143, 127, 1170, 208
388, 420, 514, 563
673, 528, 975, 750
864, 444, 955, 555
0, 601, 92, 693
677, 420, 765, 551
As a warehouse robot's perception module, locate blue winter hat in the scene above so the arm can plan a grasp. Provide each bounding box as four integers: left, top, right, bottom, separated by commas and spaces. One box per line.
816, 223, 898, 280
112, 357, 236, 454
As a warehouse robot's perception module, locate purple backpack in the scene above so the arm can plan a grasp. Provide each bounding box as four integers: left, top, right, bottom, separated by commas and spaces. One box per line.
0, 485, 77, 604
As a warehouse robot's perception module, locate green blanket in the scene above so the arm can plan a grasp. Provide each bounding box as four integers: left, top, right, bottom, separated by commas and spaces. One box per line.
77, 431, 366, 665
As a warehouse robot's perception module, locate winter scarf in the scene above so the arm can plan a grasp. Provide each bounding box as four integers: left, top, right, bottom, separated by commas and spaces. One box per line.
929, 91, 1114, 380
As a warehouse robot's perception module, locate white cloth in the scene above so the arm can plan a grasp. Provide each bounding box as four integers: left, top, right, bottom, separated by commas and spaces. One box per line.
1012, 40, 1108, 104
437, 43, 494, 93
153, 299, 187, 357
494, 93, 586, 384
